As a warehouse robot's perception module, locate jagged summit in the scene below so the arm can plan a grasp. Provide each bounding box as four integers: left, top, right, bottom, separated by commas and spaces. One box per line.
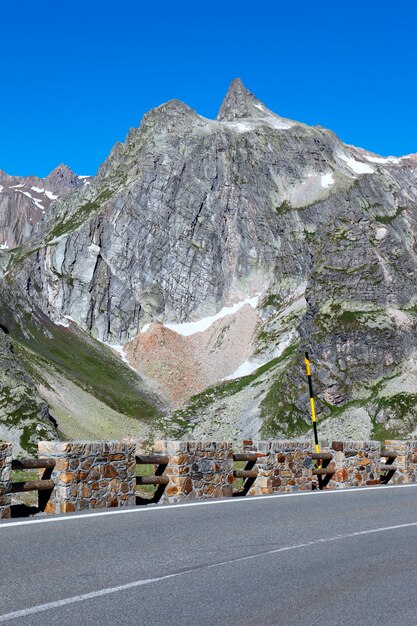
45, 163, 82, 196
217, 78, 274, 121
47, 163, 74, 177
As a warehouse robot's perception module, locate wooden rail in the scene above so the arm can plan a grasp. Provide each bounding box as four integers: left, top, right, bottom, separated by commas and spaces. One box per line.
11, 480, 55, 493
380, 465, 397, 472
12, 458, 56, 470
136, 475, 169, 486
233, 469, 258, 479
233, 453, 259, 462
135, 452, 169, 504
311, 452, 333, 460
8, 456, 56, 513
232, 452, 259, 497
135, 454, 169, 465
312, 468, 335, 476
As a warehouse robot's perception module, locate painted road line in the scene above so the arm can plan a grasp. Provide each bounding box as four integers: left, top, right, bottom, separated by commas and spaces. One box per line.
1, 520, 417, 622
1, 482, 417, 529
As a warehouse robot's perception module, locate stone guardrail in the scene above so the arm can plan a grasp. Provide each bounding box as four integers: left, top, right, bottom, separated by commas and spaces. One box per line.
1, 439, 417, 518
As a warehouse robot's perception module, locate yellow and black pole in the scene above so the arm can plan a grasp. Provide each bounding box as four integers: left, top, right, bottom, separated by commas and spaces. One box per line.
304, 351, 322, 489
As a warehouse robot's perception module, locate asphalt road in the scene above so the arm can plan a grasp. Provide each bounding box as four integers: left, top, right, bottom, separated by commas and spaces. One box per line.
1, 485, 417, 625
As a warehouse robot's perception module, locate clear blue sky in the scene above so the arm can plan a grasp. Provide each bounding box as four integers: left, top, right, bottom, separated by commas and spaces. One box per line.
1, 0, 416, 177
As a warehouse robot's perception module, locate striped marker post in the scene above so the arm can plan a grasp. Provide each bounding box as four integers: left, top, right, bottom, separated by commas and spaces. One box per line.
304, 351, 323, 489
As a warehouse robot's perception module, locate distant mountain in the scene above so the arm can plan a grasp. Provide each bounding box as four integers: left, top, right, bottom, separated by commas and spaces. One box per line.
0, 164, 92, 249
2, 78, 417, 451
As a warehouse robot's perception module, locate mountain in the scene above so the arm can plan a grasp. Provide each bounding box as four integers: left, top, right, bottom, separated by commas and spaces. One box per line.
0, 164, 91, 249
2, 78, 417, 451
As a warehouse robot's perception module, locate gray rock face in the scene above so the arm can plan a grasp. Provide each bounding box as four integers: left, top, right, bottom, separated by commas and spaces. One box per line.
0, 164, 91, 249
3, 79, 417, 443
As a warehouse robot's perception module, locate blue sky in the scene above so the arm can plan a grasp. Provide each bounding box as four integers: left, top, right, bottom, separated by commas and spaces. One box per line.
1, 0, 416, 177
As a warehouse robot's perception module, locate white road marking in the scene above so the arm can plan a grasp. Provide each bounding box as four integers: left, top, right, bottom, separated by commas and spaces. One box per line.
1, 519, 417, 622
1, 482, 417, 530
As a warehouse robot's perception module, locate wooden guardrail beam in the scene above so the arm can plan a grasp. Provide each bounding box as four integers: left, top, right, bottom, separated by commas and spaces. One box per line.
233, 469, 258, 479
136, 475, 169, 486
11, 480, 55, 493
233, 453, 258, 462
312, 468, 335, 476
311, 453, 333, 460
12, 458, 56, 470
135, 455, 169, 465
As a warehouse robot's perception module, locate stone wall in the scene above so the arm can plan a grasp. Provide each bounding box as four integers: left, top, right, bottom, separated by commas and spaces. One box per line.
0, 443, 12, 519
328, 441, 380, 488
38, 440, 136, 514
2, 438, 417, 519
406, 441, 417, 482
151, 441, 233, 503
243, 441, 313, 496
382, 440, 408, 485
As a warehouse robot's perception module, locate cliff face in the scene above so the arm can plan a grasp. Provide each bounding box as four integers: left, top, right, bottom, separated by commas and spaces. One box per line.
2, 79, 417, 447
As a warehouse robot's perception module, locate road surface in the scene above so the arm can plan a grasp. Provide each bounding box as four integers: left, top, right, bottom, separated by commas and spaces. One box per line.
1, 484, 417, 625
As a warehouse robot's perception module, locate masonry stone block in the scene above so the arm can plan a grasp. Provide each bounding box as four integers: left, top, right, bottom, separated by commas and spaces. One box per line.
38, 440, 136, 514
328, 440, 380, 488
245, 440, 313, 495
152, 440, 233, 503
382, 440, 408, 484
406, 441, 417, 482
0, 442, 12, 519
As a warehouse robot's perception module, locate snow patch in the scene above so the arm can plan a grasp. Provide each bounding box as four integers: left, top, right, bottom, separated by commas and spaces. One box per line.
165, 296, 260, 336
227, 121, 254, 133
339, 154, 374, 174
0, 185, 3, 193
45, 190, 58, 200
18, 190, 44, 211
104, 342, 137, 371
223, 330, 295, 381
0, 242, 9, 250
141, 295, 260, 337
321, 172, 334, 188
223, 116, 293, 133
223, 360, 263, 380
31, 186, 44, 193
56, 315, 76, 328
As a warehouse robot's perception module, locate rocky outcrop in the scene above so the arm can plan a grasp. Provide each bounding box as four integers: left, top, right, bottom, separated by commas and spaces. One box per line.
0, 164, 91, 249
2, 79, 417, 446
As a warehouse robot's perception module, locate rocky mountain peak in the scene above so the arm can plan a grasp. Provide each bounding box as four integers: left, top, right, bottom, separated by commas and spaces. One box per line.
217, 78, 274, 121
139, 99, 202, 133
0, 163, 92, 249
44, 163, 82, 196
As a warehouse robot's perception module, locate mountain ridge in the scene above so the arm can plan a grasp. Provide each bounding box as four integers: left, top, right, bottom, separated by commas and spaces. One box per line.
2, 79, 417, 450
